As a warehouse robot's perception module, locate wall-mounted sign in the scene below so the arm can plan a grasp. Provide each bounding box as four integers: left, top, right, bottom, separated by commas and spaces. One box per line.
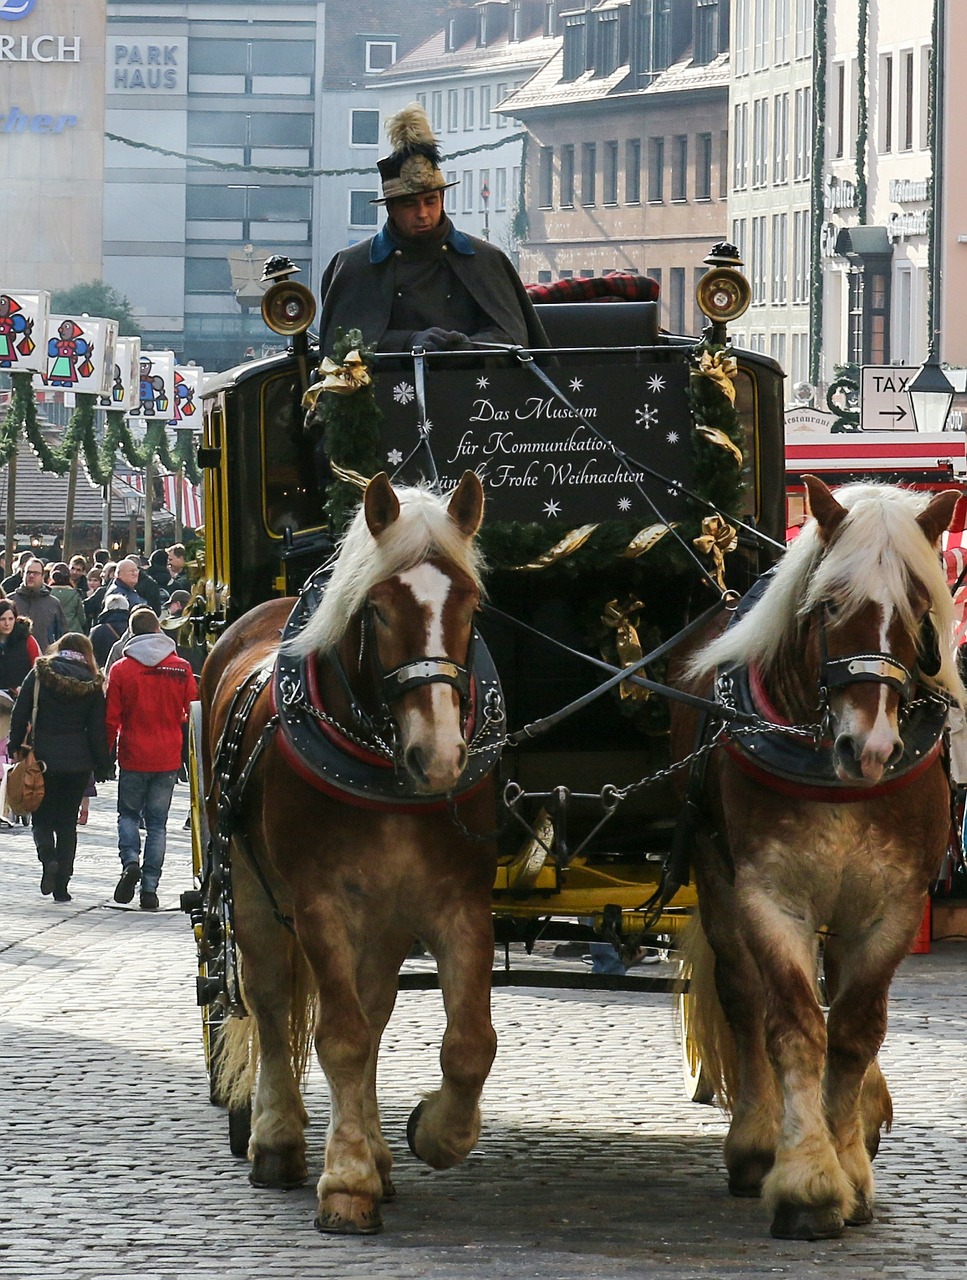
129, 349, 175, 419
0, 34, 81, 59
0, 106, 79, 133
108, 38, 186, 92
887, 211, 930, 242
99, 335, 142, 411
170, 365, 204, 429
0, 0, 39, 21
889, 178, 930, 205
39, 314, 118, 398
0, 288, 49, 374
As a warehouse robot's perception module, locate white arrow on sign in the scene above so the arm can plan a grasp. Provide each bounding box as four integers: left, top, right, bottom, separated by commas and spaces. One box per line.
860, 364, 915, 431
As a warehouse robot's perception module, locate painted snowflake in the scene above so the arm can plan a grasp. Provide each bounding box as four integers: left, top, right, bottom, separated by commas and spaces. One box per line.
418, 419, 433, 436
476, 375, 490, 389
647, 374, 666, 394
635, 404, 659, 429
387, 449, 404, 466
568, 378, 583, 392
666, 431, 679, 445
542, 499, 561, 518
617, 496, 632, 513
393, 381, 415, 405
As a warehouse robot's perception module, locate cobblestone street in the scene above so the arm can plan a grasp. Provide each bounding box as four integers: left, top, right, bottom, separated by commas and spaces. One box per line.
0, 783, 964, 1279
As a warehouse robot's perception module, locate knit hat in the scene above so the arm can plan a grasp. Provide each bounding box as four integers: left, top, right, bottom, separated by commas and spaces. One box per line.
49, 562, 71, 585
374, 104, 457, 204
102, 593, 130, 614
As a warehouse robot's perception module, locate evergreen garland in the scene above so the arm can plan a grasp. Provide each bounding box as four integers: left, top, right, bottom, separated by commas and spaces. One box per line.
313, 329, 382, 535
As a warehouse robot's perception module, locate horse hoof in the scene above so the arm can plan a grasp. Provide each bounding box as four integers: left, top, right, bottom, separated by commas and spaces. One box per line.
770, 1203, 844, 1241
315, 1194, 383, 1235
249, 1148, 308, 1189
845, 1193, 874, 1226
406, 1100, 426, 1158
728, 1177, 762, 1199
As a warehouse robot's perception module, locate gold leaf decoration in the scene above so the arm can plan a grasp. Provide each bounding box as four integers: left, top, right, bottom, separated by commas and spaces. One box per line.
622, 522, 677, 558
330, 461, 371, 490
302, 350, 372, 407
510, 524, 600, 570
601, 597, 650, 702
695, 424, 744, 465
693, 514, 738, 591
693, 349, 739, 404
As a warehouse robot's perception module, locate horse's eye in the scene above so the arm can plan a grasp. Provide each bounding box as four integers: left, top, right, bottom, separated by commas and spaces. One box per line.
825, 599, 842, 621
371, 606, 388, 627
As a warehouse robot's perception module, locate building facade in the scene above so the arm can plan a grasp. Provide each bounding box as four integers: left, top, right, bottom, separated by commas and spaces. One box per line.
1, 0, 105, 294
103, 1, 442, 372
373, 0, 560, 261
506, 0, 731, 331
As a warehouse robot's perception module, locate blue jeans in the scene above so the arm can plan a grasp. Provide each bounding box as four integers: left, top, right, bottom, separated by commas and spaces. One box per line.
117, 769, 178, 893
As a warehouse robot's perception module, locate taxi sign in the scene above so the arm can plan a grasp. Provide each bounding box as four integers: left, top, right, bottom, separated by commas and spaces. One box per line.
860, 365, 914, 430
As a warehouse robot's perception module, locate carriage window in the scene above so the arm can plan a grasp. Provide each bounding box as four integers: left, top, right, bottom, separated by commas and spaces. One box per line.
261, 375, 326, 538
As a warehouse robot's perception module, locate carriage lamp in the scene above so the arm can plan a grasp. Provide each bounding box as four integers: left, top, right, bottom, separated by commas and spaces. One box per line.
908, 351, 955, 434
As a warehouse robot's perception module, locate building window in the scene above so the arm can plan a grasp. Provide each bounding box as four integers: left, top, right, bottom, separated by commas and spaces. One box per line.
463, 87, 475, 130
625, 138, 641, 203
731, 217, 747, 264
538, 147, 553, 208
648, 136, 664, 201
772, 92, 789, 183
751, 215, 767, 304
794, 0, 813, 60
480, 84, 492, 129
752, 97, 768, 186
496, 83, 508, 129
793, 209, 809, 303
734, 0, 750, 75
445, 171, 457, 213
793, 86, 811, 181
563, 12, 588, 81
902, 48, 915, 151
594, 11, 620, 76
774, 0, 790, 63
447, 89, 459, 132
733, 102, 748, 189
495, 167, 507, 210
582, 142, 597, 205
479, 169, 490, 212
431, 91, 443, 133
603, 141, 619, 204
350, 109, 379, 146
463, 170, 474, 213
753, 0, 769, 71
560, 144, 575, 206
879, 53, 893, 153
771, 212, 788, 303
833, 62, 846, 158
694, 0, 720, 66
696, 132, 712, 200
671, 135, 687, 201
511, 0, 524, 42
669, 266, 686, 333
349, 190, 378, 227
365, 41, 396, 73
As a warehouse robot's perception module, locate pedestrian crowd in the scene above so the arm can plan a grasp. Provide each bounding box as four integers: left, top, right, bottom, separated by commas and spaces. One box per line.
0, 546, 197, 909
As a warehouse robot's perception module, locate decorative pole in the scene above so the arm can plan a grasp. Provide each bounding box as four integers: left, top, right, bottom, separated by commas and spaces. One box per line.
63, 453, 79, 561
4, 448, 16, 575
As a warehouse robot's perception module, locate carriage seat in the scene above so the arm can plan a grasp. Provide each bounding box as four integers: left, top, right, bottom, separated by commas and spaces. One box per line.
533, 301, 662, 349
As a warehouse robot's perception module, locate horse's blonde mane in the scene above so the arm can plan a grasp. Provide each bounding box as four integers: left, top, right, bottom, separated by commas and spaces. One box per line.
284, 484, 485, 657
691, 483, 966, 703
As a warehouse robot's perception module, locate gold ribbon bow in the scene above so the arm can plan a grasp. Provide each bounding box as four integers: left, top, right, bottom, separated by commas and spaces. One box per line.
302, 350, 371, 408
601, 597, 650, 703
694, 349, 739, 405
693, 515, 738, 592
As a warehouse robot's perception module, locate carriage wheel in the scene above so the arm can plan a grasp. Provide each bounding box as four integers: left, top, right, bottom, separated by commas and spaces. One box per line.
229, 1103, 253, 1158
678, 991, 716, 1105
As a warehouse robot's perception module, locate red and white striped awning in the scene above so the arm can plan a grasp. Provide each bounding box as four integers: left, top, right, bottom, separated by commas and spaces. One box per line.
786, 433, 967, 478
118, 470, 203, 530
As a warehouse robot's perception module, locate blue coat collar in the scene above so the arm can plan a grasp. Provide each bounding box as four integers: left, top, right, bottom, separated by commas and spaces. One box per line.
370, 222, 475, 264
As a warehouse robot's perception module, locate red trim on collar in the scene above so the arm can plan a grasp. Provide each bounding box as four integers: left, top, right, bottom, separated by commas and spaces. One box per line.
722, 736, 942, 802
748, 662, 791, 726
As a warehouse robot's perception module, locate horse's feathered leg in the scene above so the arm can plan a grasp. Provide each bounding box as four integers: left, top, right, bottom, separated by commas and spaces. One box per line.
232, 846, 312, 1189
407, 899, 497, 1170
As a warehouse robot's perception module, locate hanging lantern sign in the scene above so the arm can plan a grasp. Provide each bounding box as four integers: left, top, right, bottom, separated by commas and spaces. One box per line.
100, 335, 142, 411
0, 288, 50, 375
129, 349, 176, 420
170, 364, 205, 431
39, 313, 119, 397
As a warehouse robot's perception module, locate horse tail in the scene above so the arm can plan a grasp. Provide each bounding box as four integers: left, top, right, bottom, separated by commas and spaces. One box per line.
678, 913, 739, 1110
212, 946, 318, 1111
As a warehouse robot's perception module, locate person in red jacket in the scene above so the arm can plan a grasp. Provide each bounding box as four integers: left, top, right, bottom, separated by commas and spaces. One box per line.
105, 606, 197, 910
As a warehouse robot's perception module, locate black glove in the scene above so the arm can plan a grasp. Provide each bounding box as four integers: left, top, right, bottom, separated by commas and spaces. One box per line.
410, 327, 470, 353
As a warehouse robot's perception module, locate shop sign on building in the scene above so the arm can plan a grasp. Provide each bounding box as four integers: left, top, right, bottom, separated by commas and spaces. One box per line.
107, 37, 186, 92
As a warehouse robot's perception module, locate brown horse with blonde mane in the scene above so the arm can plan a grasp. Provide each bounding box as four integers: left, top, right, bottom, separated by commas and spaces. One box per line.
676, 476, 962, 1240
201, 471, 500, 1235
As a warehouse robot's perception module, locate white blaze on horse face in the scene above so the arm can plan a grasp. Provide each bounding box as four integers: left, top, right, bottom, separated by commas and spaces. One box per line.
395, 564, 468, 792
833, 595, 903, 784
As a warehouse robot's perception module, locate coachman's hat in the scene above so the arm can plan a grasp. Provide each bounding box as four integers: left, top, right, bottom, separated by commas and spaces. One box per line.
374, 103, 458, 204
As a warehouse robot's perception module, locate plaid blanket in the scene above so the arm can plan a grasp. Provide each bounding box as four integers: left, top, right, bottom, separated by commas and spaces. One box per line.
525, 273, 660, 304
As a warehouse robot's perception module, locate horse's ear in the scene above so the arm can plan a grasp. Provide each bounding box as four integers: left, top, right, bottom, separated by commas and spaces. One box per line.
803, 474, 847, 543
447, 470, 485, 537
916, 488, 963, 548
364, 472, 401, 537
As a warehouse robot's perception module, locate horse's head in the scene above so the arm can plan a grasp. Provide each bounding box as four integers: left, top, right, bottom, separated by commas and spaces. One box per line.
804, 475, 961, 785
362, 470, 485, 793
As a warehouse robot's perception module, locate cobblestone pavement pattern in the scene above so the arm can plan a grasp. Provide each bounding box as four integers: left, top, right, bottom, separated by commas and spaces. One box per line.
0, 783, 965, 1279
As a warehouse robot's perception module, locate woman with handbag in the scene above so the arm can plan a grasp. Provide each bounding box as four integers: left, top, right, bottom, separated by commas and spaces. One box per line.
0, 599, 41, 827
8, 633, 111, 902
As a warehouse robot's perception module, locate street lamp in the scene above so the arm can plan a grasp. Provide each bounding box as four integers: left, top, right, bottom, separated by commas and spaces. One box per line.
908, 350, 955, 433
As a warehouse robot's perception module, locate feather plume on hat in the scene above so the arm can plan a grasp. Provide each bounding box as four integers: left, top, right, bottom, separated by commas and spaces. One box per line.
374, 102, 458, 204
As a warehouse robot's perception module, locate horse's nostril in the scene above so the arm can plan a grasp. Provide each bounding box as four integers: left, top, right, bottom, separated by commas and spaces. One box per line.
887, 740, 904, 768
456, 742, 468, 772
835, 733, 859, 763
405, 745, 428, 783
